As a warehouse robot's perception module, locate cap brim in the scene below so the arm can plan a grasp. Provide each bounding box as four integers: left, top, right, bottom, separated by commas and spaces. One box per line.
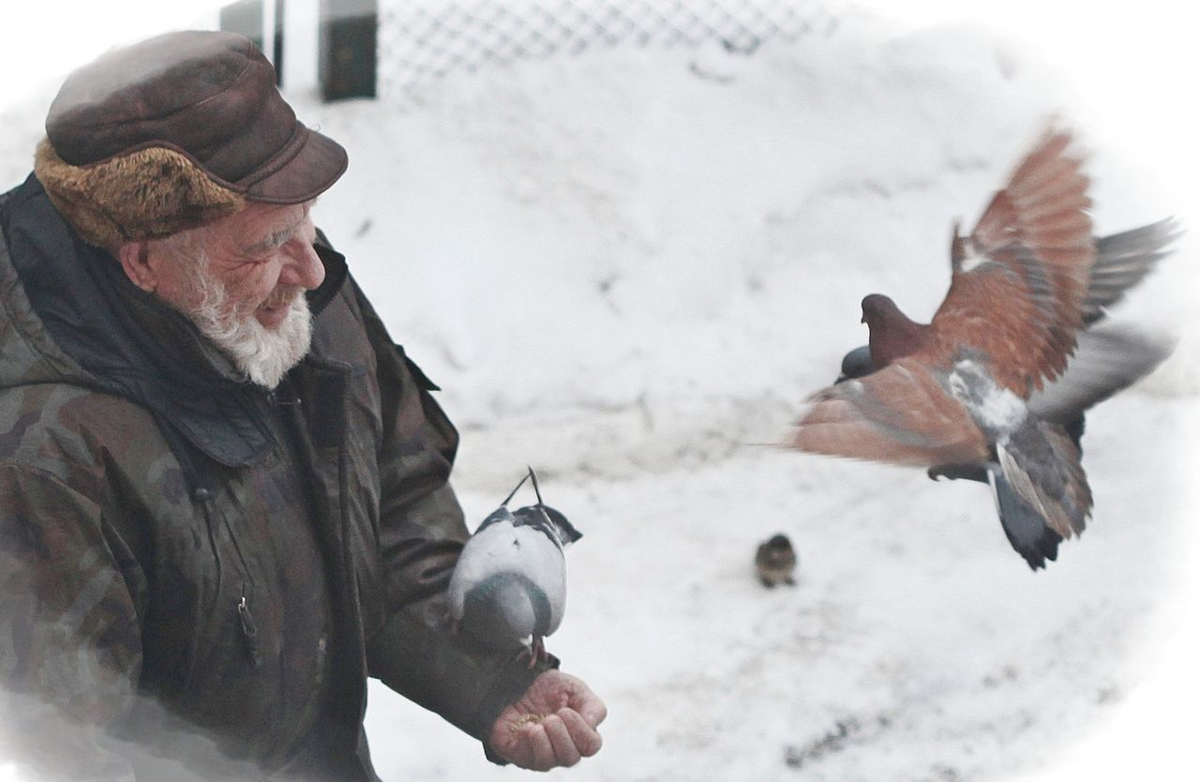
239, 124, 348, 204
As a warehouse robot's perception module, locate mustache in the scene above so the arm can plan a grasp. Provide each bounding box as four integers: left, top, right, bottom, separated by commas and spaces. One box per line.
261, 286, 306, 311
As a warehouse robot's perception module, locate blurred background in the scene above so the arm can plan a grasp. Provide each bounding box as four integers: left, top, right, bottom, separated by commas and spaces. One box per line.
2, 2, 1196, 780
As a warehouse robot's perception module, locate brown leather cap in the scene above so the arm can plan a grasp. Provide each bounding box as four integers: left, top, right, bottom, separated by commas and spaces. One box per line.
46, 30, 347, 204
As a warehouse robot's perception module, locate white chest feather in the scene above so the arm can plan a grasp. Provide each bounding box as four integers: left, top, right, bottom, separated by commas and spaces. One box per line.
448, 522, 567, 618
948, 359, 1027, 436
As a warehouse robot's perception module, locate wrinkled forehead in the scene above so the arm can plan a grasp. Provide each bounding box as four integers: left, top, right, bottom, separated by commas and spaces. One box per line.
205, 199, 314, 246
241, 199, 314, 226
171, 196, 314, 257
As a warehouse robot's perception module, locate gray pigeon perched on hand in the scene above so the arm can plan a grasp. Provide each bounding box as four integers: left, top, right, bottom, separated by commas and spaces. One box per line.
448, 468, 582, 665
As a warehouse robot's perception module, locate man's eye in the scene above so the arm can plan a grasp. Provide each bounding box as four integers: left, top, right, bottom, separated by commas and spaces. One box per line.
250, 240, 287, 257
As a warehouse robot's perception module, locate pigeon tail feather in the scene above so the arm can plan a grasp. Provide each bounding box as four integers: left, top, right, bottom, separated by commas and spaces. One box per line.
995, 421, 1092, 545
989, 469, 1064, 570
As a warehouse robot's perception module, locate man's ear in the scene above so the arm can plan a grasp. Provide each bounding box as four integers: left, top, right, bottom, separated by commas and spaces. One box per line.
117, 241, 157, 292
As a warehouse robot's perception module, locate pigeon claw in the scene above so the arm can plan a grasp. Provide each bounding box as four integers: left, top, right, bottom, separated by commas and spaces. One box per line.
516, 637, 550, 669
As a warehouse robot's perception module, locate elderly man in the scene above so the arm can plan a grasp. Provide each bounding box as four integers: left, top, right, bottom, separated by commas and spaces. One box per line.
0, 30, 604, 780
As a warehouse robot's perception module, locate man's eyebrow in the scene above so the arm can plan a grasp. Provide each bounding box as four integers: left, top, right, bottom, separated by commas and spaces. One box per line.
244, 221, 302, 254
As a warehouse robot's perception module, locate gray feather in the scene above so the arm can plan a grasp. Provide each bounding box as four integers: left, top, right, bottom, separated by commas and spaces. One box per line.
989, 469, 1063, 570
459, 572, 553, 652
1028, 325, 1173, 423
836, 345, 874, 383
1084, 218, 1180, 324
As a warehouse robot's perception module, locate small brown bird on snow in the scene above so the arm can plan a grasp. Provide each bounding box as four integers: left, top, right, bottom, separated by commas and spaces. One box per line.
755, 533, 798, 587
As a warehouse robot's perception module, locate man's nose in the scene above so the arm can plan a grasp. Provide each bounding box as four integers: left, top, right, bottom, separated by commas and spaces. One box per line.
280, 241, 326, 290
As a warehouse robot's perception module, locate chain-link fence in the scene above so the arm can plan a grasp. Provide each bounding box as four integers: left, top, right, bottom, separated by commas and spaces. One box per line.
378, 0, 835, 96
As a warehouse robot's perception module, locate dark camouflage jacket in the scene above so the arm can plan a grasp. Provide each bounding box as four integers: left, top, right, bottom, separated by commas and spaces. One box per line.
0, 176, 549, 780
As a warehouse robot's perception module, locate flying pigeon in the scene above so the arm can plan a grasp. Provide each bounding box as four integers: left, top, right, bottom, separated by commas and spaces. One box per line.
755, 533, 798, 587
788, 128, 1177, 569
448, 468, 582, 664
835, 218, 1177, 386
836, 217, 1176, 469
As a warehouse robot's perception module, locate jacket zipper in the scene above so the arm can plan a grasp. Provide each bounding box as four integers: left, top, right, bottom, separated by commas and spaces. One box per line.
237, 588, 262, 669
194, 484, 263, 670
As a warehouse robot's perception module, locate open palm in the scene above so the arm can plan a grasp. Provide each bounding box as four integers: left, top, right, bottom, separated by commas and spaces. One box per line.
487, 670, 607, 771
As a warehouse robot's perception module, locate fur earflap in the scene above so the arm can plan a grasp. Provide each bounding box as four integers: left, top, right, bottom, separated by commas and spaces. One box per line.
34, 137, 246, 249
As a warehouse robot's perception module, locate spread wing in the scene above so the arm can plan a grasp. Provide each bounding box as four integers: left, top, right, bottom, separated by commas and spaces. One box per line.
833, 217, 1176, 385
1026, 325, 1173, 423
1084, 217, 1179, 324
932, 129, 1095, 396
788, 358, 991, 468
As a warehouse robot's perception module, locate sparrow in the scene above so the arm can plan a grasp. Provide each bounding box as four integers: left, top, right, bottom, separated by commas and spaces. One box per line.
755, 533, 798, 587
448, 468, 582, 665
789, 128, 1177, 569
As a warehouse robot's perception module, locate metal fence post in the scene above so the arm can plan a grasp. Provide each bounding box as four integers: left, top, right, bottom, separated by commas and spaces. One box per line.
273, 0, 287, 85
319, 0, 378, 101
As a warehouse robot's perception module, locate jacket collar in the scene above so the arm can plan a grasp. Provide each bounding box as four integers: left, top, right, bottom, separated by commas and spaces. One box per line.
2, 174, 348, 484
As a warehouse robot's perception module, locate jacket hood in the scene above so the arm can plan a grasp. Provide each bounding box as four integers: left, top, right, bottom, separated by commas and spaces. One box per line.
0, 179, 92, 389
0, 174, 348, 489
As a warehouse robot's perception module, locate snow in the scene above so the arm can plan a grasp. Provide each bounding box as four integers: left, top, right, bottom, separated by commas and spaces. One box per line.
2, 2, 1198, 781
314, 16, 1194, 782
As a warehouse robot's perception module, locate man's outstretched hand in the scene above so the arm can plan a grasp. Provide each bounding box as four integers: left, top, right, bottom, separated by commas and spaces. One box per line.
487, 670, 606, 770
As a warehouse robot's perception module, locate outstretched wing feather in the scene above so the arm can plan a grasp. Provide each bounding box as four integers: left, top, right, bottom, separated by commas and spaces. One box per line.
789, 359, 990, 468
933, 129, 1095, 395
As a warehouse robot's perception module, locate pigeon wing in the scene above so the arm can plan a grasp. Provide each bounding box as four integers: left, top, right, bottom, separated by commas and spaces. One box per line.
933, 129, 1095, 396
1027, 325, 1173, 423
1084, 218, 1179, 324
789, 358, 991, 468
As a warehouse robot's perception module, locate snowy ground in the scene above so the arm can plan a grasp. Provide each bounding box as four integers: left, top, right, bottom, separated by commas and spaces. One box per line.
314, 16, 1194, 782
2, 3, 1197, 781
368, 395, 1196, 782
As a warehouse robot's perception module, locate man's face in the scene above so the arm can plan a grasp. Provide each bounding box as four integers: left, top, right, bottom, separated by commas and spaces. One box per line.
153, 201, 325, 326
138, 201, 326, 388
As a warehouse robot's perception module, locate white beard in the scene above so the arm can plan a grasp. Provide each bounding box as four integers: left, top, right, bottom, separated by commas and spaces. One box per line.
180, 253, 314, 389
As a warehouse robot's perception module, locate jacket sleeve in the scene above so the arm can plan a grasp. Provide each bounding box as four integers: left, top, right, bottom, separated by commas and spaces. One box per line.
349, 281, 556, 746
0, 462, 143, 780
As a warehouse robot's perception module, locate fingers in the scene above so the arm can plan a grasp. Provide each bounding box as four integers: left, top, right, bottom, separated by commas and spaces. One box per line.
486, 673, 608, 770
558, 707, 603, 758
570, 688, 608, 729
526, 723, 556, 771
543, 714, 582, 767
504, 710, 602, 771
